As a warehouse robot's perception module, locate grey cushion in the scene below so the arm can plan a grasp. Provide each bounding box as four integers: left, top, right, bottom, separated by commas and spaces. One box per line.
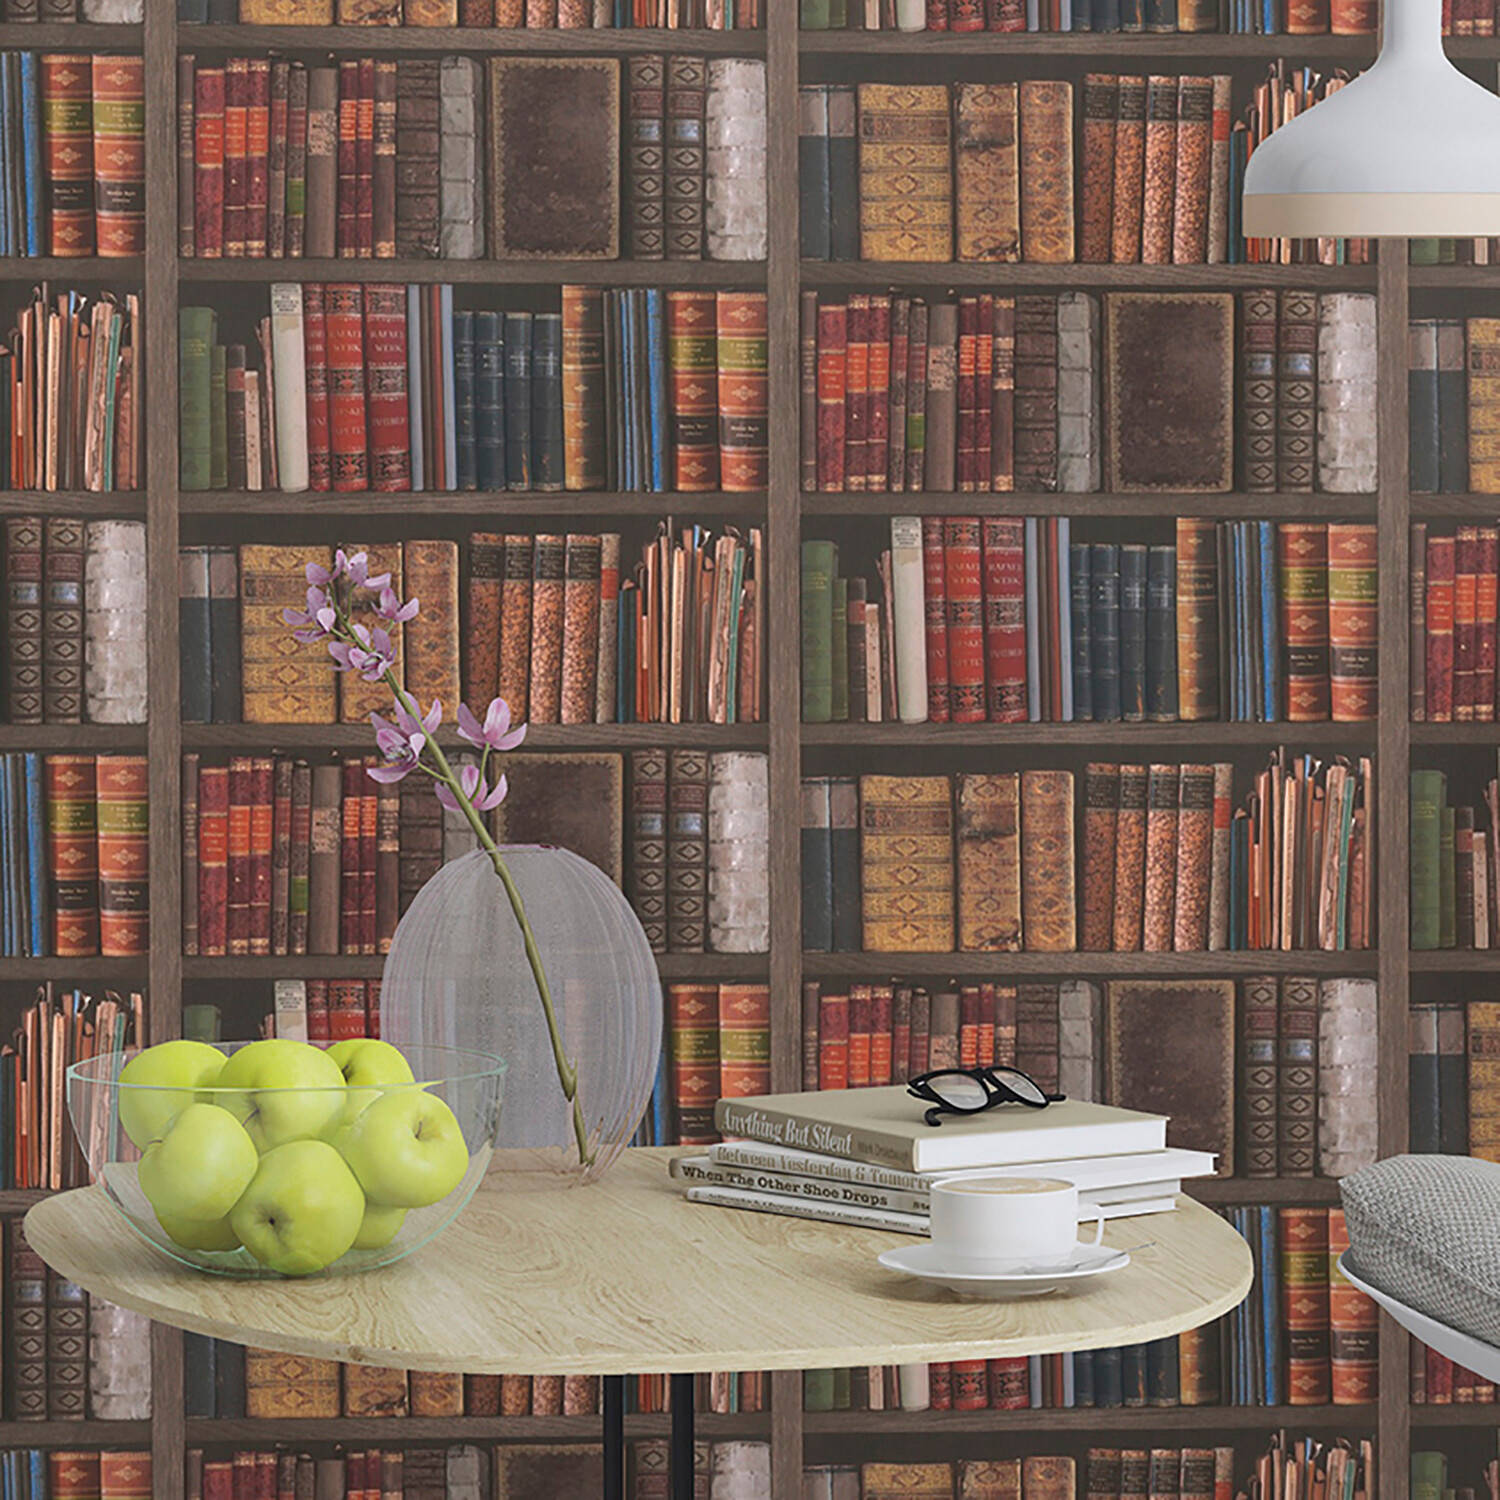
1340, 1154, 1500, 1347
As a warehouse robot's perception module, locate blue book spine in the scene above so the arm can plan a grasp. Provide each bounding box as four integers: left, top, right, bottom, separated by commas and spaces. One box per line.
1119, 544, 1147, 721
530, 311, 564, 492
650, 1034, 669, 1145
1069, 542, 1092, 723
1072, 1349, 1094, 1407
0, 62, 12, 259
1090, 541, 1122, 722
441, 285, 458, 489
1229, 524, 1246, 720
406, 286, 425, 491
620, 295, 637, 493
1093, 1347, 1123, 1407
179, 547, 213, 723
24, 753, 45, 959
0, 762, 12, 958
1259, 520, 1279, 721
452, 309, 477, 492
473, 309, 504, 493
503, 311, 533, 491
647, 289, 668, 494
1259, 1206, 1281, 1405
28, 1452, 42, 1499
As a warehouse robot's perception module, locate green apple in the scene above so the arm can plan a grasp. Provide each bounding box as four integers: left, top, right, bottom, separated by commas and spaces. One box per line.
325, 1038, 416, 1129
137, 1102, 259, 1223
117, 1039, 227, 1149
155, 1208, 241, 1253
213, 1038, 348, 1152
230, 1139, 366, 1277
351, 1201, 407, 1251
334, 1089, 469, 1209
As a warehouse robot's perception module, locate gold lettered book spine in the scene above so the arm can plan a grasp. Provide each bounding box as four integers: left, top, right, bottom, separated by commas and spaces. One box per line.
1018, 80, 1074, 264
341, 1363, 410, 1417
404, 0, 459, 17
861, 1464, 958, 1500
1467, 318, 1500, 494
955, 770, 1021, 953
859, 774, 955, 953
953, 82, 1019, 265
857, 84, 952, 264
403, 539, 460, 711
409, 1371, 464, 1417
243, 1348, 341, 1418
336, 0, 402, 19
239, 0, 334, 17
239, 545, 337, 724
1019, 768, 1075, 952
958, 1458, 1023, 1500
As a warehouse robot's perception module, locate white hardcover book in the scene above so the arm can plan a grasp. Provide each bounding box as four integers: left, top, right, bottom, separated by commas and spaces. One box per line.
269, 283, 309, 493
83, 520, 147, 725
895, 0, 926, 25
710, 1441, 770, 1500
243, 372, 264, 492
1056, 292, 1101, 494
708, 751, 770, 952
87, 1299, 152, 1420
897, 1362, 930, 1410
865, 607, 883, 721
273, 979, 309, 1043
889, 516, 928, 723
686, 1183, 929, 1235
445, 1446, 483, 1500
1058, 978, 1102, 1103
705, 60, 767, 263
1317, 976, 1378, 1177
439, 57, 483, 261
1316, 292, 1378, 494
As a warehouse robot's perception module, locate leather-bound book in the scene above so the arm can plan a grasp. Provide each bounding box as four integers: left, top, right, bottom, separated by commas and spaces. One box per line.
97, 754, 148, 957
1079, 74, 1117, 264
239, 0, 335, 17
45, 1268, 87, 1419
709, 752, 771, 955
1104, 979, 1235, 1162
1278, 521, 1331, 720
91, 54, 144, 256
308, 762, 341, 956
666, 748, 708, 952
1019, 768, 1074, 952
903, 302, 929, 490
956, 771, 1021, 952
492, 753, 623, 885
1327, 1207, 1378, 1403
1317, 293, 1378, 493
50, 1454, 103, 1497
1174, 517, 1221, 720
1017, 80, 1073, 263
289, 762, 311, 953
243, 57, 271, 258
860, 775, 954, 952
397, 775, 441, 918
239, 545, 335, 722
495, 1448, 608, 1500
365, 284, 411, 491
196, 763, 228, 956
816, 299, 847, 492
42, 516, 83, 724
561, 286, 607, 491
497, 533, 533, 718
438, 57, 481, 261
323, 284, 368, 491
1140, 762, 1178, 952
1435, 319, 1469, 495
944, 516, 985, 720
375, 777, 399, 954
982, 517, 1026, 722
667, 982, 719, 1142
1205, 76, 1232, 261
5, 516, 43, 724
46, 753, 100, 956
1013, 294, 1058, 492
337, 541, 402, 725
1024, 1457, 1076, 1500
1016, 983, 1060, 1091
962, 1460, 1022, 1500
465, 533, 503, 707
1240, 288, 1278, 490
924, 300, 959, 493
920, 516, 950, 722
403, 539, 459, 710
799, 87, 831, 263
1057, 291, 1101, 493
244, 1348, 340, 1417
339, 761, 361, 955
392, 59, 439, 260
338, 0, 401, 16
846, 295, 870, 488
1280, 1206, 1331, 1404
1139, 76, 1176, 264
560, 534, 601, 725
223, 57, 248, 257
865, 292, 892, 492
627, 55, 666, 260
1426, 530, 1455, 722
405, 0, 456, 17
862, 1466, 953, 1500
304, 66, 338, 259
1103, 292, 1234, 491
717, 290, 769, 491
857, 84, 952, 262
41, 54, 95, 255
1111, 763, 1148, 950
1240, 974, 1279, 1176
1278, 974, 1318, 1176
1276, 288, 1319, 492
1171, 76, 1212, 264
954, 82, 1019, 263
1207, 761, 1232, 950
1327, 521, 1378, 722
1119, 544, 1147, 721
525, 533, 564, 723
667, 290, 720, 490
342, 1364, 409, 1417
9, 1218, 48, 1419
1110, 75, 1146, 263
487, 59, 619, 259
96, 1452, 151, 1499
1080, 763, 1119, 951
664, 55, 707, 261
1172, 763, 1214, 952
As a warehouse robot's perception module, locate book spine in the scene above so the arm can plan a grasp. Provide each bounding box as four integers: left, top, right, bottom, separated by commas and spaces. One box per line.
1017, 80, 1073, 263
45, 753, 99, 956
1078, 74, 1118, 264
42, 53, 96, 256
920, 516, 950, 723
1327, 521, 1378, 722
1019, 769, 1075, 952
716, 290, 769, 493
1175, 517, 1220, 720
943, 516, 985, 723
42, 517, 84, 725
91, 54, 145, 256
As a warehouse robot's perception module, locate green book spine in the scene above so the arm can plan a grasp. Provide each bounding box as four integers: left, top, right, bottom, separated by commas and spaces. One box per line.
799, 0, 831, 23
1409, 769, 1446, 951
831, 1365, 852, 1410
803, 1369, 835, 1412
829, 0, 847, 23
801, 539, 836, 724
830, 575, 849, 723
1411, 1453, 1448, 1500
1409, 238, 1440, 267
209, 343, 228, 492
178, 306, 217, 492
1439, 802, 1457, 949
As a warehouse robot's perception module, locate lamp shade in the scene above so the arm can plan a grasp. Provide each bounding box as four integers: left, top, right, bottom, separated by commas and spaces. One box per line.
1241, 0, 1500, 236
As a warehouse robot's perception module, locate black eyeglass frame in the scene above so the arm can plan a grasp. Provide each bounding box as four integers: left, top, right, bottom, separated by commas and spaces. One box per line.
906, 1065, 1067, 1127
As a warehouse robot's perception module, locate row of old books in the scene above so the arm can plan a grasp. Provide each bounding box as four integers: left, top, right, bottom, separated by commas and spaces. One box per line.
3, 519, 144, 726
800, 758, 1373, 956
1412, 1337, 1500, 1403
660, 980, 770, 1143
189, 0, 761, 28
1, 985, 142, 1191
266, 977, 381, 1042
0, 1451, 149, 1500
1408, 999, 1500, 1157
1409, 768, 1500, 951
800, 288, 1376, 495
0, 54, 142, 258
178, 54, 763, 263
799, 74, 1368, 268
0, 754, 146, 960
801, 518, 1375, 728
1409, 318, 1500, 493
806, 0, 1376, 27
179, 285, 768, 494
3, 1218, 152, 1422
1411, 525, 1500, 723
0, 0, 137, 15
0, 288, 140, 494
1411, 1453, 1497, 1500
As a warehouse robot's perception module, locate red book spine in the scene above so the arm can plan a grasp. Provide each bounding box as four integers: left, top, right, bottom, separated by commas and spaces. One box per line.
337, 60, 359, 257
248, 755, 273, 957
974, 295, 994, 492
340, 761, 361, 954
356, 58, 375, 258
816, 300, 847, 493
865, 294, 891, 492
197, 763, 228, 956
193, 65, 225, 259
324, 284, 369, 492
847, 983, 871, 1088
818, 989, 848, 1090
982, 517, 1027, 722
1455, 525, 1478, 720
944, 515, 986, 723
366, 978, 381, 1040
222, 56, 248, 258
1427, 532, 1456, 723
926, 0, 950, 26
977, 981, 997, 1065
329, 979, 366, 1042
988, 1357, 1030, 1409
929, 1362, 952, 1407
1482, 526, 1499, 721
362, 284, 412, 492
244, 58, 271, 258
302, 283, 332, 492
96, 753, 149, 958
869, 983, 893, 1085
91, 53, 146, 258
41, 53, 96, 257
844, 293, 869, 495
921, 515, 952, 723
952, 0, 986, 26
305, 978, 330, 1042
359, 758, 377, 956
988, 0, 1027, 26
226, 755, 252, 956
951, 1359, 988, 1410
959, 984, 980, 1066
957, 296, 977, 493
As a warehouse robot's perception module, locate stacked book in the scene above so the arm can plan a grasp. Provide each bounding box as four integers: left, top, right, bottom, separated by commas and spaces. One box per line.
196, 1, 760, 23
1410, 766, 1500, 951
671, 1084, 1217, 1235
808, 0, 1377, 30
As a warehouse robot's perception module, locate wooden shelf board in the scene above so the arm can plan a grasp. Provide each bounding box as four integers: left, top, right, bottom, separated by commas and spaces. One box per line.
804, 492, 1377, 519
179, 23, 763, 54
802, 722, 1373, 748
181, 722, 768, 751
0, 255, 143, 279
0, 1418, 153, 1446
801, 951, 1377, 978
802, 1403, 1379, 1433
1411, 723, 1500, 744
0, 956, 144, 980
1410, 267, 1500, 287
1186, 1177, 1342, 1205
1409, 950, 1500, 971
0, 23, 140, 46
801, 262, 1378, 289
797, 30, 1380, 57
185, 1412, 770, 1443
0, 724, 146, 749
181, 258, 764, 286
1407, 1405, 1500, 1426
0, 490, 146, 516
1408, 495, 1500, 521
183, 952, 765, 981
180, 490, 765, 518
0, 1188, 58, 1212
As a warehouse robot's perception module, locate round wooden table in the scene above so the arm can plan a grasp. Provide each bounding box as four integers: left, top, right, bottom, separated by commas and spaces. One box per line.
25, 1146, 1253, 1499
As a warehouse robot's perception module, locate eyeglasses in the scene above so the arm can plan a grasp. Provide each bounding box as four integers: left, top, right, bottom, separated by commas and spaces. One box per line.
906, 1066, 1066, 1127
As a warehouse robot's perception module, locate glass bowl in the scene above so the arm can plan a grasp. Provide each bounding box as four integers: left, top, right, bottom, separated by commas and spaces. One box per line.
67, 1041, 505, 1278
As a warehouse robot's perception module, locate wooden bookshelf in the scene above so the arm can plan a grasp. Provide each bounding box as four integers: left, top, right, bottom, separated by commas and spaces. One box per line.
0, 5, 1483, 1497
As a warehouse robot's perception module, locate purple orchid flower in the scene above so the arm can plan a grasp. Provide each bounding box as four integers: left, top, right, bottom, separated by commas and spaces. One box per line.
375, 587, 420, 625
456, 697, 527, 753
328, 623, 396, 682
436, 763, 508, 814
344, 551, 391, 594
367, 710, 425, 783
282, 586, 338, 643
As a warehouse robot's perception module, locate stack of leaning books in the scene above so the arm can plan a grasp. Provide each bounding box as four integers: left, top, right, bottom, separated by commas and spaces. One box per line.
670, 1086, 1216, 1234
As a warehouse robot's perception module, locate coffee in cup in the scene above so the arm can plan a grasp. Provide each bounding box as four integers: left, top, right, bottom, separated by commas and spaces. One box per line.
928, 1173, 1104, 1266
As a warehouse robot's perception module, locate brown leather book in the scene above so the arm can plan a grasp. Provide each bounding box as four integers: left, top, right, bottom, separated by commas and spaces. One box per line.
487, 59, 619, 259
956, 771, 1022, 952
1239, 288, 1279, 491
240, 0, 335, 16
1240, 973, 1279, 1176
626, 54, 665, 260
665, 747, 708, 953
342, 1364, 409, 1417
375, 777, 399, 955
1139, 76, 1177, 264
243, 1349, 340, 1418
1278, 974, 1319, 1175
1017, 80, 1073, 263
339, 541, 403, 724
338, 0, 400, 16
498, 533, 533, 719
560, 534, 601, 725
404, 1371, 463, 1417
1111, 763, 1148, 951
857, 84, 952, 262
1110, 76, 1147, 263
309, 762, 342, 956
1172, 762, 1215, 951
1277, 288, 1319, 493
1105, 979, 1236, 1164
1080, 762, 1119, 951
924, 301, 959, 493
492, 752, 624, 885
954, 82, 1019, 264
1078, 74, 1118, 264
1171, 77, 1214, 264
1103, 292, 1234, 492
405, 0, 457, 17
1024, 1456, 1077, 1500
528, 533, 566, 724
1013, 294, 1058, 492
664, 56, 707, 261
239, 545, 336, 723
859, 774, 955, 953
1019, 768, 1074, 952
402, 539, 459, 711
1175, 517, 1222, 721
862, 1466, 955, 1500
961, 1460, 1023, 1500
465, 1373, 503, 1415
1140, 763, 1179, 953
465, 532, 503, 707
394, 59, 440, 260
371, 60, 397, 259
562, 286, 607, 491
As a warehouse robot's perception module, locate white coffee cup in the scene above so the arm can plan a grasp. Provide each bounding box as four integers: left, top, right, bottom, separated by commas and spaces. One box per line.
927, 1174, 1105, 1268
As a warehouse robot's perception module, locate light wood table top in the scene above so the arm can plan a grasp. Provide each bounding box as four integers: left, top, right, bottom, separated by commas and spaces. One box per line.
25, 1147, 1251, 1376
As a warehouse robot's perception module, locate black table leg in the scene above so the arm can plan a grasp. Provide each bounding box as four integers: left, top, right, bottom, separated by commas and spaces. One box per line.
670, 1371, 696, 1500
602, 1374, 625, 1500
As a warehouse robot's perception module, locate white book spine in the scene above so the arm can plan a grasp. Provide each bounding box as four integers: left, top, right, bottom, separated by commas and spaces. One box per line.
895, 0, 926, 25
685, 1183, 928, 1236
269, 283, 309, 493
273, 978, 309, 1043
672, 1155, 931, 1214
897, 1362, 930, 1410
889, 515, 928, 723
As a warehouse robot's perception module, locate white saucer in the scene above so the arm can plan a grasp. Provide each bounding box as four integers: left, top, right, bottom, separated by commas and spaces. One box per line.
1338, 1252, 1500, 1382
878, 1240, 1131, 1299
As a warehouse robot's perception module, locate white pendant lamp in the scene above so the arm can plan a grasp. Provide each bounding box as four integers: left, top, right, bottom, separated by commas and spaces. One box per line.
1241, 0, 1500, 236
